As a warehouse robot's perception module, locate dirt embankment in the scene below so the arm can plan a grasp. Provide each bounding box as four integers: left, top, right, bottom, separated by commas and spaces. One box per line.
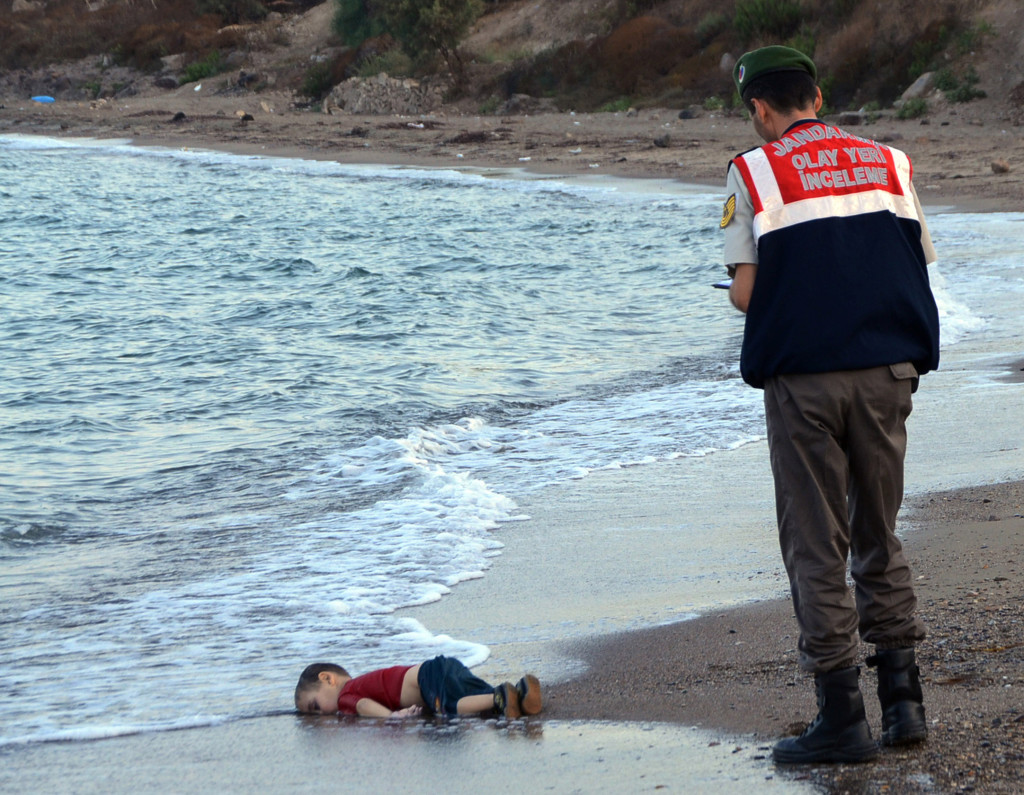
4, 0, 1024, 119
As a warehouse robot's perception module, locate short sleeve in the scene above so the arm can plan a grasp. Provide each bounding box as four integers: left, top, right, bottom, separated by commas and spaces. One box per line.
722, 164, 757, 268
337, 687, 361, 715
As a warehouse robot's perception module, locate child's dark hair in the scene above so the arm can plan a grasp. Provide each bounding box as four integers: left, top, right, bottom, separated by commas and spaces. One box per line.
741, 70, 818, 114
294, 662, 348, 706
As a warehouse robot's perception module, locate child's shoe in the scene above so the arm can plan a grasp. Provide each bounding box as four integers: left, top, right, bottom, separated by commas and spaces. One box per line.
516, 675, 543, 715
493, 682, 522, 719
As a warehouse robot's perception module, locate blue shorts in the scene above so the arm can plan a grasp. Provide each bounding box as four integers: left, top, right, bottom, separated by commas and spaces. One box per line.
417, 655, 494, 716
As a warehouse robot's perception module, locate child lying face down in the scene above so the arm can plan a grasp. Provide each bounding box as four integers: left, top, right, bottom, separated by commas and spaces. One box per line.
294, 654, 542, 719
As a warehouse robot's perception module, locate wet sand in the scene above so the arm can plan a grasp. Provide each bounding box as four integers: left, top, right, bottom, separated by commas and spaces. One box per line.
404, 374, 1024, 792
548, 490, 1024, 793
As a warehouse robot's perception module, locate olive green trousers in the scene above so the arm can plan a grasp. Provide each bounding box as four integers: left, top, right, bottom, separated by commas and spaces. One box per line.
763, 363, 927, 673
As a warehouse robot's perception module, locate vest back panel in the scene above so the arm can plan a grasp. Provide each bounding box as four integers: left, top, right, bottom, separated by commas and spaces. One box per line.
731, 122, 940, 388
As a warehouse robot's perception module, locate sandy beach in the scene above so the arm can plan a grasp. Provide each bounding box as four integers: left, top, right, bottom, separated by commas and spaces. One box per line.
2, 80, 1023, 209
2, 91, 1023, 793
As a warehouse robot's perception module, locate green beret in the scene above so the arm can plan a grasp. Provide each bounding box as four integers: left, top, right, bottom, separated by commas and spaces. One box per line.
733, 45, 817, 96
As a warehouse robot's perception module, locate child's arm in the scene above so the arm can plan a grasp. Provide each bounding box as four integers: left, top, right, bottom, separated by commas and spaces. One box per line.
355, 699, 423, 718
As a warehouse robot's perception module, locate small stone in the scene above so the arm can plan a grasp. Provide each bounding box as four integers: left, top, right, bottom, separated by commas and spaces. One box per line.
653, 133, 671, 148
991, 159, 1011, 174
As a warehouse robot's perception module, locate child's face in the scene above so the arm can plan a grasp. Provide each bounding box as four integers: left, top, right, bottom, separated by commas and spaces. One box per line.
299, 675, 343, 714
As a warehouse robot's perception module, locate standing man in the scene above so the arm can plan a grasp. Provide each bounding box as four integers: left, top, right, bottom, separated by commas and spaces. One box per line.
721, 46, 940, 764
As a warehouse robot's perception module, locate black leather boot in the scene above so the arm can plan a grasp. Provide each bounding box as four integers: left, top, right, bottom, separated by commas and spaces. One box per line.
773, 666, 878, 764
866, 647, 928, 746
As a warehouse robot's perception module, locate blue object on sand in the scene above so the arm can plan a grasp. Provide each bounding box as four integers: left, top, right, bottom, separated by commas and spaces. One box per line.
31, 96, 56, 103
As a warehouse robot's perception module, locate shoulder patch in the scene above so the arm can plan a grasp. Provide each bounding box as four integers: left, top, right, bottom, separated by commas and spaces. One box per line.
720, 193, 736, 229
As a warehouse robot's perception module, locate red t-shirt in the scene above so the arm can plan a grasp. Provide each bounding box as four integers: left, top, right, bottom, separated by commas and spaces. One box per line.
336, 665, 413, 715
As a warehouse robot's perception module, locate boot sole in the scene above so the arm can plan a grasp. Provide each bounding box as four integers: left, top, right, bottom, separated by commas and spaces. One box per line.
883, 728, 928, 746
773, 742, 879, 765
520, 675, 542, 715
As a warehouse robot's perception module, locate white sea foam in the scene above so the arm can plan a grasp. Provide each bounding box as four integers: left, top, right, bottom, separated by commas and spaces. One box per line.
0, 133, 134, 150
0, 133, 711, 207
928, 212, 1023, 352
0, 714, 234, 749
930, 264, 986, 346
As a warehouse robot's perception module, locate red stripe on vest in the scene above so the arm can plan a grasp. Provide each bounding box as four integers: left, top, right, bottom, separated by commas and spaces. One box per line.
762, 124, 905, 202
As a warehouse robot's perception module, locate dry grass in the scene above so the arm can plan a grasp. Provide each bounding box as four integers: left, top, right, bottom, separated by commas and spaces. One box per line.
0, 0, 993, 111
484, 0, 987, 110
815, 0, 978, 105
0, 0, 262, 71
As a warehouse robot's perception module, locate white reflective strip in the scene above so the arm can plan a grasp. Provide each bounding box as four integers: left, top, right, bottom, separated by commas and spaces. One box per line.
752, 189, 918, 240
743, 148, 784, 213
890, 148, 914, 196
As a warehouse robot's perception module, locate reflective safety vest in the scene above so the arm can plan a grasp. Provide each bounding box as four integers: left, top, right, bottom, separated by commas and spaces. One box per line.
730, 120, 940, 388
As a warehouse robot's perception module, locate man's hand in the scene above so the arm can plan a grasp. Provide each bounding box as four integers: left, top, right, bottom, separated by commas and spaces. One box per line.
389, 705, 423, 719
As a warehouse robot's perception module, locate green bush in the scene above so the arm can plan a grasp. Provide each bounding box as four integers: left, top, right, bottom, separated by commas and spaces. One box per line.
945, 67, 986, 103
599, 97, 633, 112
956, 21, 994, 55
932, 66, 985, 103
355, 48, 414, 77
786, 26, 816, 60
695, 12, 729, 46
908, 25, 951, 80
734, 0, 803, 43
896, 97, 928, 119
933, 67, 958, 91
182, 50, 225, 83
334, 0, 385, 46
478, 95, 501, 114
301, 60, 335, 98
372, 0, 483, 72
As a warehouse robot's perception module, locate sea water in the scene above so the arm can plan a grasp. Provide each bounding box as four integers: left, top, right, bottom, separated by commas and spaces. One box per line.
0, 134, 1020, 747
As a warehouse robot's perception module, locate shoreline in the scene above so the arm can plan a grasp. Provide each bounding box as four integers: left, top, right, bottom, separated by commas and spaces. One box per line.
2, 88, 1023, 212
6, 96, 1024, 792
402, 435, 1023, 792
